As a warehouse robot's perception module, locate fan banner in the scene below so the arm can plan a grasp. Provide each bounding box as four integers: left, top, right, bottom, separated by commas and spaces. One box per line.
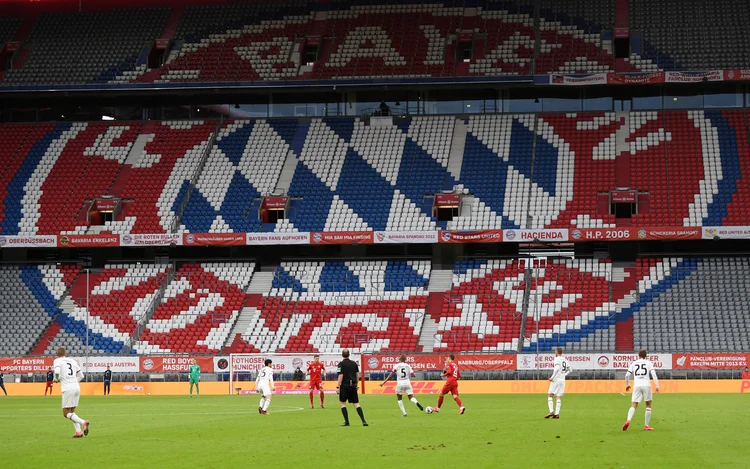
72, 356, 140, 373
229, 354, 355, 373
503, 229, 568, 243
438, 230, 503, 243
607, 72, 665, 85
516, 353, 673, 370
139, 356, 216, 373
120, 233, 183, 246
182, 233, 246, 246
246, 232, 310, 245
550, 73, 608, 85
374, 231, 439, 244
672, 354, 750, 370
0, 235, 57, 248
570, 228, 637, 241
0, 357, 55, 373
664, 70, 723, 83
363, 354, 516, 371
57, 234, 120, 247
310, 231, 374, 245
701, 226, 750, 239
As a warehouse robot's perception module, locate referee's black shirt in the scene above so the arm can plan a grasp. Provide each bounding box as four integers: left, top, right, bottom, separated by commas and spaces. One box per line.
337, 358, 358, 386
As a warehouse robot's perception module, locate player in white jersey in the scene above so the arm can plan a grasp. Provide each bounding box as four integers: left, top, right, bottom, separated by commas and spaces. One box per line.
544, 347, 572, 419
255, 359, 275, 415
52, 347, 90, 438
379, 355, 424, 416
623, 349, 660, 431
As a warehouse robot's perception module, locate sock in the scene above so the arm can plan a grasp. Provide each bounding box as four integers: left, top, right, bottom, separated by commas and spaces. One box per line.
320, 391, 325, 405
548, 397, 554, 413
309, 392, 314, 406
196, 385, 200, 396
73, 422, 81, 433
555, 399, 562, 415
455, 396, 463, 408
645, 408, 652, 426
341, 407, 349, 424
356, 407, 366, 423
627, 407, 636, 422
190, 385, 193, 396
410, 397, 420, 407
259, 397, 266, 409
262, 399, 271, 411
398, 400, 406, 415
437, 395, 444, 409
70, 413, 85, 425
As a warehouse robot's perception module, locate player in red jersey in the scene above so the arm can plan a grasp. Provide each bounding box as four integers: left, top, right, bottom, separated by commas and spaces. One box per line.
433, 354, 465, 415
307, 354, 326, 409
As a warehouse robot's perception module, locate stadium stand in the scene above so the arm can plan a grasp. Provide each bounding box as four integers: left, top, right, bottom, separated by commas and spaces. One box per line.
4, 8, 169, 85
630, 0, 750, 71
233, 260, 430, 353
633, 257, 750, 352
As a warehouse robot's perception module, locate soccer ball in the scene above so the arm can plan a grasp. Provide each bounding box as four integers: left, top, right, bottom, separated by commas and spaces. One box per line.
425, 406, 433, 414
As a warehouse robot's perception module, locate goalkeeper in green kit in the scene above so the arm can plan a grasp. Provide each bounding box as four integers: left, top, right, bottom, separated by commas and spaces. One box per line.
189, 359, 201, 397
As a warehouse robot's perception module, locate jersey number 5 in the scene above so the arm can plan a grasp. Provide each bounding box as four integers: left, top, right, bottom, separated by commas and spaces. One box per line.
399, 368, 407, 379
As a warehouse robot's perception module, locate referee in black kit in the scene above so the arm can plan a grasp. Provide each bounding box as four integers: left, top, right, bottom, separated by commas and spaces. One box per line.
336, 349, 368, 426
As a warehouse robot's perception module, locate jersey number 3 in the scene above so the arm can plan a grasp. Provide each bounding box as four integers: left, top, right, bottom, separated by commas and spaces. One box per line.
67, 363, 74, 376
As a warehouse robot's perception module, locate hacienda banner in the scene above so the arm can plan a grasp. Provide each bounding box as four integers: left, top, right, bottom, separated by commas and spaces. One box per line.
0, 235, 57, 248
516, 353, 673, 370
672, 353, 750, 370
503, 229, 568, 243
363, 354, 516, 371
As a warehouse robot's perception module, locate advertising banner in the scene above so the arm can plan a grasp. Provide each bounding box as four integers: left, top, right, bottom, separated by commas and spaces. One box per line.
120, 233, 183, 246
611, 190, 636, 203
246, 232, 310, 245
374, 231, 439, 244
672, 353, 750, 370
363, 354, 516, 371
72, 356, 140, 373
438, 230, 503, 244
182, 233, 246, 246
57, 234, 120, 247
0, 357, 55, 373
0, 235, 57, 248
516, 353, 672, 370
229, 354, 353, 373
263, 196, 289, 209
503, 229, 569, 243
701, 226, 750, 240
139, 356, 216, 373
310, 231, 373, 245
93, 199, 118, 211
434, 193, 461, 206
550, 73, 608, 86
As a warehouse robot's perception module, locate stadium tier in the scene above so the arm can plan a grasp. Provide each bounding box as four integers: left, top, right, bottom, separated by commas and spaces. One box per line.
1, 111, 750, 236
1, 0, 665, 87
3, 256, 750, 356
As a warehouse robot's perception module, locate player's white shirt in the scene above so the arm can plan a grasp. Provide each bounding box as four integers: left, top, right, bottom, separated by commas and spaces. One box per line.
550, 356, 572, 382
627, 358, 657, 387
255, 366, 274, 387
393, 363, 414, 385
53, 357, 83, 392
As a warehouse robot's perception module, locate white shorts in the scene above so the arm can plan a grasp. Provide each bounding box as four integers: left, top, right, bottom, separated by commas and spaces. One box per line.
395, 383, 413, 396
61, 388, 80, 408
631, 386, 653, 403
257, 383, 272, 397
548, 380, 565, 397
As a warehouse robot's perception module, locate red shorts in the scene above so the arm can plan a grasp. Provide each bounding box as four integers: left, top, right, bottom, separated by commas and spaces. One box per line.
309, 381, 323, 391
46, 382, 53, 388
441, 380, 458, 396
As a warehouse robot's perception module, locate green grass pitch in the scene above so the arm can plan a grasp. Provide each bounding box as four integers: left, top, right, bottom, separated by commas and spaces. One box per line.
1, 393, 747, 468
